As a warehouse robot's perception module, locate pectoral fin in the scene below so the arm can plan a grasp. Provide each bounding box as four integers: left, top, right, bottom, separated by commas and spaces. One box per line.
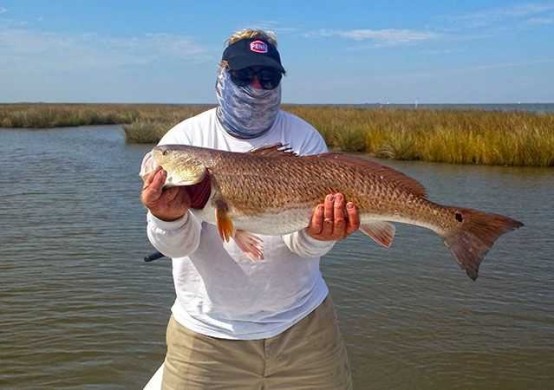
360, 222, 396, 248
215, 201, 234, 242
233, 230, 264, 261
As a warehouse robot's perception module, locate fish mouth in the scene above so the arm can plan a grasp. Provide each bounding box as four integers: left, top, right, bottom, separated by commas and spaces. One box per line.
165, 172, 206, 187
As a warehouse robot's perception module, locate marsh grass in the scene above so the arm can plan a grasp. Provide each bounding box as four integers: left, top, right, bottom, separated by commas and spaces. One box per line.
286, 106, 554, 167
120, 105, 211, 143
1, 103, 552, 167
0, 103, 140, 128
0, 103, 210, 137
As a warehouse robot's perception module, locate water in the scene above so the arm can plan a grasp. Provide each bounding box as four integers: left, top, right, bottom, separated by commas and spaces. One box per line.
0, 126, 552, 389
316, 102, 554, 114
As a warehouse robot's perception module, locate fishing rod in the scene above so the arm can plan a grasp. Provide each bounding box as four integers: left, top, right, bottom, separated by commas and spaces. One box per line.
144, 251, 166, 262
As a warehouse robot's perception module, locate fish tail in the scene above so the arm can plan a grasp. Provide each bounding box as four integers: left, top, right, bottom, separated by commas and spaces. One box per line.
443, 207, 523, 280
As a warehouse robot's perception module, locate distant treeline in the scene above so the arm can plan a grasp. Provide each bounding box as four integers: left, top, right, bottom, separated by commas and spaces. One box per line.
1, 103, 553, 167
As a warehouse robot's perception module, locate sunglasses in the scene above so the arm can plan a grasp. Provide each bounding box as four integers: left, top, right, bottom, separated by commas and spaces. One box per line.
229, 67, 283, 90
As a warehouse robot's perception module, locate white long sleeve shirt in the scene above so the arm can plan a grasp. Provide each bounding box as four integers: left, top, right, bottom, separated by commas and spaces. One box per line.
141, 108, 335, 340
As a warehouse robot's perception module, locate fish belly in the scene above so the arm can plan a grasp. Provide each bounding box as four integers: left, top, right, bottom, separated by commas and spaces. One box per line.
191, 204, 312, 236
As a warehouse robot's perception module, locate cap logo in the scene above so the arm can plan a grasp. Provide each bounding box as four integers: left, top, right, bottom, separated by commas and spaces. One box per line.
250, 40, 268, 54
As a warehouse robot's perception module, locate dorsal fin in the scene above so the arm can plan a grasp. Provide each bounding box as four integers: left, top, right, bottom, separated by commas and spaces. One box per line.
249, 143, 299, 158
316, 152, 427, 197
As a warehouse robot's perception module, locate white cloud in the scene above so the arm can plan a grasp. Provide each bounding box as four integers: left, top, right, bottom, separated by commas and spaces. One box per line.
0, 27, 210, 72
453, 58, 554, 72
526, 16, 554, 25
308, 28, 438, 46
390, 58, 554, 81
454, 3, 554, 28
494, 3, 554, 17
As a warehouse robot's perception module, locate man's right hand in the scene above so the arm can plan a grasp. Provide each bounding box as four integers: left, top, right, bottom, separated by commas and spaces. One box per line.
141, 167, 191, 222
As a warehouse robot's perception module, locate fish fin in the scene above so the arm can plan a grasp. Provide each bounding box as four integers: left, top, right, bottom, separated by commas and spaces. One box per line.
360, 222, 396, 248
249, 143, 299, 158
215, 202, 234, 242
443, 207, 523, 281
316, 153, 427, 197
233, 230, 264, 261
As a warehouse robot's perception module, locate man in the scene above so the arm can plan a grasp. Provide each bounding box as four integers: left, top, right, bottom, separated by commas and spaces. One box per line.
141, 28, 359, 389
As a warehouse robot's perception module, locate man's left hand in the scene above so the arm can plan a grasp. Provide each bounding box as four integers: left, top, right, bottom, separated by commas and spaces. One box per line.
306, 193, 360, 241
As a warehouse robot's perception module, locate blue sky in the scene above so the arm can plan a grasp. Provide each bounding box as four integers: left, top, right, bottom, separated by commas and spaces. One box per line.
1, 1, 553, 104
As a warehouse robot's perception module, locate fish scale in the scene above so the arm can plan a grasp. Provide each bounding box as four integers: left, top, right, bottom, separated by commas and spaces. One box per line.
151, 143, 523, 280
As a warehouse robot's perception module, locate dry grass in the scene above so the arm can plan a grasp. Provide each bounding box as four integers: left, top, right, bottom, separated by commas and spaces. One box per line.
1, 103, 552, 167
0, 103, 210, 142
0, 103, 139, 128
286, 106, 554, 167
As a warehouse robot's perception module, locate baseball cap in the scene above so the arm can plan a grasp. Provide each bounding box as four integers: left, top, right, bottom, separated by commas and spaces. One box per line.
222, 38, 285, 72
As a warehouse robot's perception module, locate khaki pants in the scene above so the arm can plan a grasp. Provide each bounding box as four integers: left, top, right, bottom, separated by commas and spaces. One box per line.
162, 296, 352, 390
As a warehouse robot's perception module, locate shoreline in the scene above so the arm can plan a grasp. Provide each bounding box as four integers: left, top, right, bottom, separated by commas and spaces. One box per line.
1, 103, 553, 167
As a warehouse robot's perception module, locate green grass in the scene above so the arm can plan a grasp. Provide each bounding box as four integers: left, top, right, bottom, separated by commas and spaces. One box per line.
1, 103, 553, 167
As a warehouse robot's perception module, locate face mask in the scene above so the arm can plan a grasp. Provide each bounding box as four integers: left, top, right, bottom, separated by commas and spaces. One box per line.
215, 69, 281, 139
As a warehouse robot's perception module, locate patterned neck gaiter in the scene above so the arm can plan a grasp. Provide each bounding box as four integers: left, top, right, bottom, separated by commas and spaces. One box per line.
215, 69, 281, 139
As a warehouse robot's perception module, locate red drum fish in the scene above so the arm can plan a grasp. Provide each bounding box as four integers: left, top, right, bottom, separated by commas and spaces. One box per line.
149, 144, 523, 280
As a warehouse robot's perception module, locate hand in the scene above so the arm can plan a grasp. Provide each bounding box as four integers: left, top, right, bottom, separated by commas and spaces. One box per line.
141, 167, 191, 221
306, 193, 360, 241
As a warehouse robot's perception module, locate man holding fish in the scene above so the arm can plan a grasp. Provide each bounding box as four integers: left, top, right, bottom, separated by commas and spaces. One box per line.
141, 29, 358, 389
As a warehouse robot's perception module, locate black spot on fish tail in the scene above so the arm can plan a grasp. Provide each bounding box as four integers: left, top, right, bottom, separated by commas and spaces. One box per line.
455, 211, 464, 223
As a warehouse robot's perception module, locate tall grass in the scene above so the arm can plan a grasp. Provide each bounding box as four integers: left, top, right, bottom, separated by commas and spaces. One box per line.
286, 106, 554, 167
0, 103, 211, 141
119, 105, 210, 143
1, 103, 552, 167
0, 103, 140, 128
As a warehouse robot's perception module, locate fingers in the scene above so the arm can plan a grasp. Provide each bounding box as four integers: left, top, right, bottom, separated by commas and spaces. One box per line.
163, 186, 180, 202
306, 193, 359, 241
175, 187, 192, 209
332, 194, 346, 236
346, 202, 360, 235
141, 168, 165, 204
142, 166, 162, 187
151, 168, 166, 192
308, 205, 325, 235
321, 194, 336, 236
140, 166, 192, 221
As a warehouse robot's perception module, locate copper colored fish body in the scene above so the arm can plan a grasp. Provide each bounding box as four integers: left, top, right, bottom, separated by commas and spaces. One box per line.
151, 144, 523, 280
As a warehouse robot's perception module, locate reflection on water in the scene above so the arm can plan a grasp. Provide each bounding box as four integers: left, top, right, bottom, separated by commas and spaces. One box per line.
0, 126, 552, 389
